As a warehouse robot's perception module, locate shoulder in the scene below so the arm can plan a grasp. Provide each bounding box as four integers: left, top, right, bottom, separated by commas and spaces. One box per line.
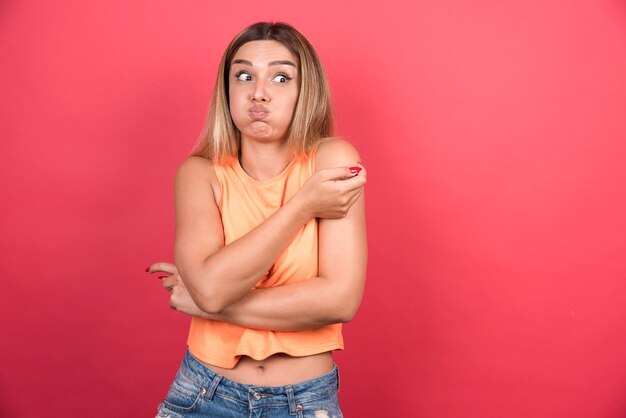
175, 156, 221, 200
314, 138, 361, 171
175, 156, 216, 182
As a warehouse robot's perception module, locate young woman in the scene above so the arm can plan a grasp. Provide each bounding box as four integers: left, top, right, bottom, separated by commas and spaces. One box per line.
148, 22, 367, 418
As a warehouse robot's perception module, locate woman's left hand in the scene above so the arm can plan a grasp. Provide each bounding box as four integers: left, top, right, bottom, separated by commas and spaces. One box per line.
146, 262, 208, 317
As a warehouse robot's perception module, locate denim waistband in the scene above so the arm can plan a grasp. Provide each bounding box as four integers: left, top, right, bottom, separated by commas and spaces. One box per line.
178, 349, 339, 411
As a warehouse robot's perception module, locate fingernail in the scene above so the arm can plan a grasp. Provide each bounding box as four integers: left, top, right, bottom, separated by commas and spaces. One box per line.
349, 166, 362, 174
145, 266, 150, 272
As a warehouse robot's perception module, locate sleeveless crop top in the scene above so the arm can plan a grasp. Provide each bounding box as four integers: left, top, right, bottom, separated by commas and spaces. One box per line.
186, 147, 344, 368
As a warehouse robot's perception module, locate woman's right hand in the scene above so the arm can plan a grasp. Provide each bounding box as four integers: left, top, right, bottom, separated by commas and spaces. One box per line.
296, 164, 367, 219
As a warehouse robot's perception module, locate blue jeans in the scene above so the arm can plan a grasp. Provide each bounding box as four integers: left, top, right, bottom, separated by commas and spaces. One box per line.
156, 349, 343, 418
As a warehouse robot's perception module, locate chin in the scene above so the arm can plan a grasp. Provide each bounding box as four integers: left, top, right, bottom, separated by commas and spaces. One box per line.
244, 129, 287, 143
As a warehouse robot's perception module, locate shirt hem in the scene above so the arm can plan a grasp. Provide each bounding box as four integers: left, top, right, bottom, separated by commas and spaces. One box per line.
188, 341, 344, 369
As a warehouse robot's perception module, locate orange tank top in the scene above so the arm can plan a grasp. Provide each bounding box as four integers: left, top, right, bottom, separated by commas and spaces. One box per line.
186, 148, 344, 369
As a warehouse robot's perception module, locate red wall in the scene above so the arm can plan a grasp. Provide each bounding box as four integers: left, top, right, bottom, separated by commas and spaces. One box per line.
2, 1, 626, 417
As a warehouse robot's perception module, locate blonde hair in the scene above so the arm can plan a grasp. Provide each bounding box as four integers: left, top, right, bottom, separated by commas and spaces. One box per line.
193, 22, 335, 162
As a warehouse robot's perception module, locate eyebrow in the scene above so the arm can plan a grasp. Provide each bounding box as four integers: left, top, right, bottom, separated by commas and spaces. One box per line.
232, 59, 297, 67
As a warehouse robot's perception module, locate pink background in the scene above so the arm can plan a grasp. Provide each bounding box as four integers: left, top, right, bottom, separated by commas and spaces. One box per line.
2, 1, 626, 417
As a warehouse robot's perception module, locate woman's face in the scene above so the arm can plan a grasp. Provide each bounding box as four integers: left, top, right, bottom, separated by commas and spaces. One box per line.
229, 40, 299, 145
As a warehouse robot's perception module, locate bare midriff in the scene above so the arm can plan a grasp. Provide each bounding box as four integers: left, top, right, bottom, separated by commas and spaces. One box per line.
199, 351, 334, 386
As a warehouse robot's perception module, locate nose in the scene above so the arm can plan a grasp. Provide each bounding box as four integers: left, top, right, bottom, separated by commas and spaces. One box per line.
251, 79, 269, 102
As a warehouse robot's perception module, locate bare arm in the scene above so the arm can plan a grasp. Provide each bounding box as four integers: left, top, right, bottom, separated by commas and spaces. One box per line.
160, 139, 367, 330
173, 152, 365, 313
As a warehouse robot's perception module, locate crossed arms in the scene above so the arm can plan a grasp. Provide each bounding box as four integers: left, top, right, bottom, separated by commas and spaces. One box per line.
148, 139, 367, 332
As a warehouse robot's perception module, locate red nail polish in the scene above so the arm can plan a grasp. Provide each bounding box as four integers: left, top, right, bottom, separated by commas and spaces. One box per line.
349, 166, 362, 174
145, 266, 150, 272
157, 276, 167, 279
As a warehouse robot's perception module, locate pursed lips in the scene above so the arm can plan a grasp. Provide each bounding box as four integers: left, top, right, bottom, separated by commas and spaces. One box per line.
248, 105, 269, 120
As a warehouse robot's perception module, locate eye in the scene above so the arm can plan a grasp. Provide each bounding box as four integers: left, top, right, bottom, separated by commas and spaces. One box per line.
235, 72, 252, 81
272, 74, 292, 83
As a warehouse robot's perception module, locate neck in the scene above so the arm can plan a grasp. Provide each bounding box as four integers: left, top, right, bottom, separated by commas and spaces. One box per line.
239, 140, 293, 181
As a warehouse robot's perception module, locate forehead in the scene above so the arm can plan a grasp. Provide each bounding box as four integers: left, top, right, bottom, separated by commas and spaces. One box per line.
231, 40, 297, 66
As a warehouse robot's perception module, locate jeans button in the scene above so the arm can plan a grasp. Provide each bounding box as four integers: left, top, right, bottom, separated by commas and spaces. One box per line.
253, 392, 261, 400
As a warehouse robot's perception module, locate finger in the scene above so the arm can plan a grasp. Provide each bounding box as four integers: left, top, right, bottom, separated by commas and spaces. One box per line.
351, 165, 367, 180
153, 274, 171, 283
318, 166, 362, 182
333, 174, 366, 192
149, 262, 177, 274
335, 166, 367, 184
169, 289, 183, 311
146, 262, 178, 275
168, 294, 177, 310
162, 275, 177, 290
